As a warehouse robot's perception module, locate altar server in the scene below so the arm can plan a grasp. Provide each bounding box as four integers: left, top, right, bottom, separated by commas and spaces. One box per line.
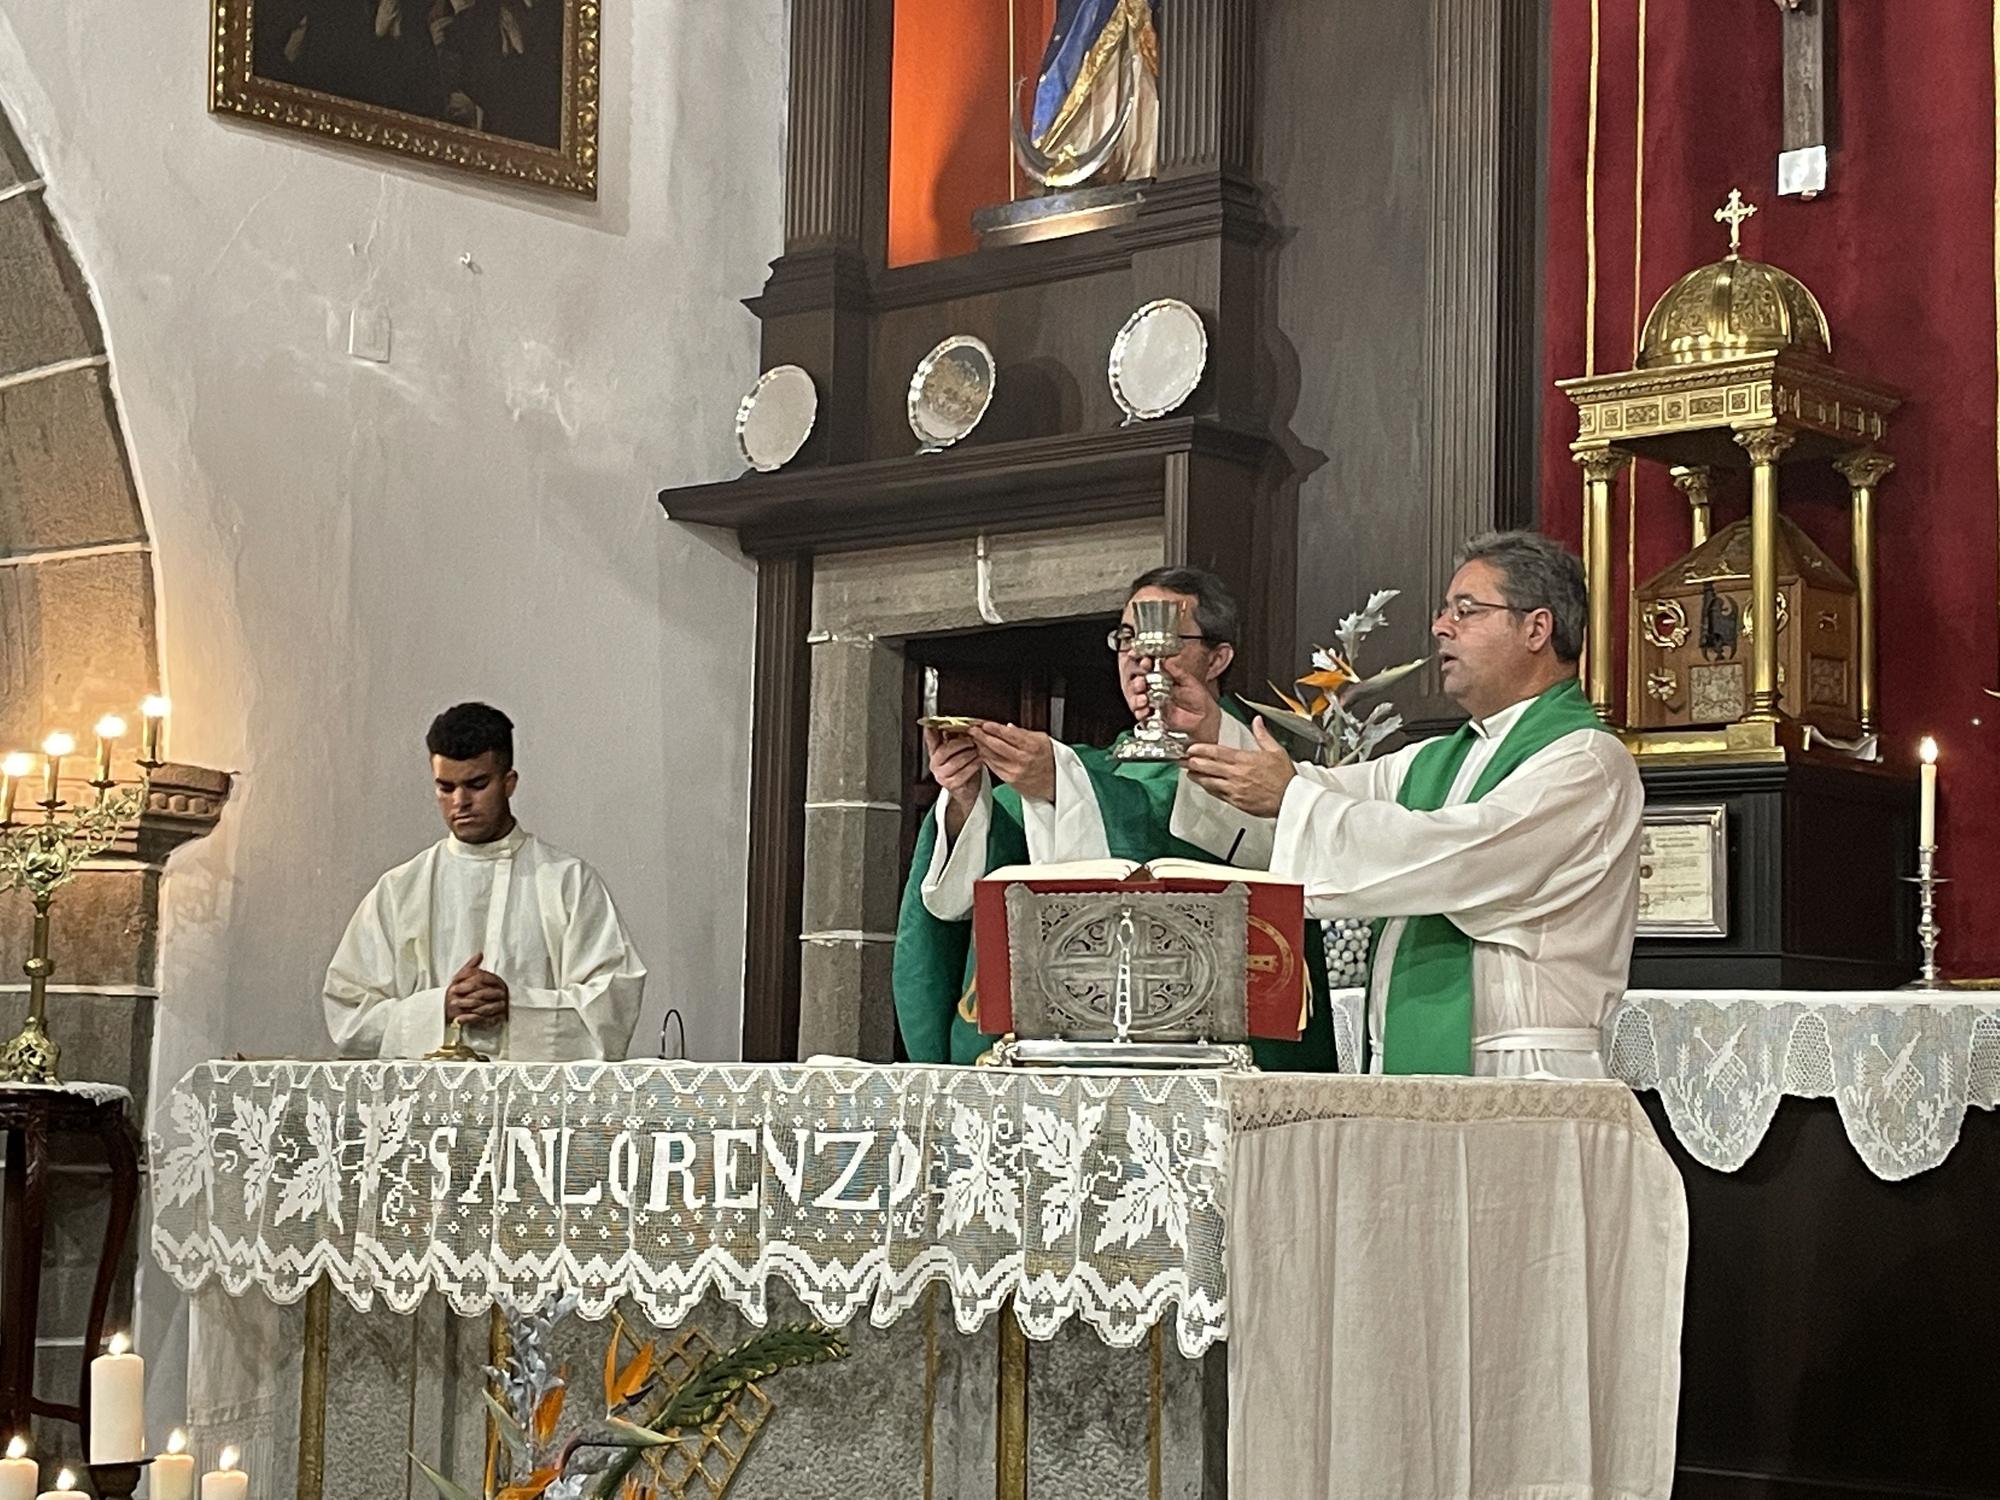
323, 701, 646, 1060
1178, 531, 1642, 1078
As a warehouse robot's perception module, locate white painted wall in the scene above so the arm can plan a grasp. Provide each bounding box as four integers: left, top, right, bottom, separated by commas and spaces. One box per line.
0, 0, 784, 1437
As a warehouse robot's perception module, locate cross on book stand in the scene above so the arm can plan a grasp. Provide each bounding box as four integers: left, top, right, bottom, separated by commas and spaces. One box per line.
986, 875, 1258, 1071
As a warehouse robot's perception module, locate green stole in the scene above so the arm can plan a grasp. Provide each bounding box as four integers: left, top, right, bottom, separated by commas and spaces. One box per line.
1376, 677, 1609, 1075
891, 700, 1339, 1071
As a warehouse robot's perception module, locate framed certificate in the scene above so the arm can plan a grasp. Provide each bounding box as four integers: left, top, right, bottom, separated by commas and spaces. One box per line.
1636, 805, 1729, 937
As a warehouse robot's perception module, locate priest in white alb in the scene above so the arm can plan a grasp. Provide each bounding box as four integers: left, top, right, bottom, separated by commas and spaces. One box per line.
1177, 531, 1641, 1077
323, 701, 647, 1061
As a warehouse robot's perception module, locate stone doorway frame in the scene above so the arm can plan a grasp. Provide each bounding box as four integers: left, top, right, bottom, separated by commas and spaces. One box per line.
796, 518, 1165, 1060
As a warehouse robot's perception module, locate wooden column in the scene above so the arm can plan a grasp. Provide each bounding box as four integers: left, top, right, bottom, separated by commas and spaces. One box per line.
1157, 0, 1257, 177
1425, 0, 1503, 603
741, 556, 814, 1061
783, 0, 890, 256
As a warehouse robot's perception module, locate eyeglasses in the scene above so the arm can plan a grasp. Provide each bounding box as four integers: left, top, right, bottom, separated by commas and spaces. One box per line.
1434, 596, 1531, 625
1106, 627, 1211, 653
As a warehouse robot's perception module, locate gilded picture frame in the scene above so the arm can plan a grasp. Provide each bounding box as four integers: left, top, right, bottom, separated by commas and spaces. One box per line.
209, 0, 600, 198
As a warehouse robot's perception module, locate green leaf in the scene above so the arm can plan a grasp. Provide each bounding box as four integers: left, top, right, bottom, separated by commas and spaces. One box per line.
602, 1415, 675, 1448
657, 1324, 849, 1432
1237, 699, 1329, 748
1343, 656, 1428, 701
484, 1388, 530, 1463
410, 1454, 483, 1500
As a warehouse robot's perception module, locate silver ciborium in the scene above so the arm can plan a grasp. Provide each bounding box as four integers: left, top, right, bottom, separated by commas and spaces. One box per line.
1113, 598, 1190, 762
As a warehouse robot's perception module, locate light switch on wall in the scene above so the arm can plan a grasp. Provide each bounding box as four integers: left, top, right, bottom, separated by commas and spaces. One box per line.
348, 305, 392, 363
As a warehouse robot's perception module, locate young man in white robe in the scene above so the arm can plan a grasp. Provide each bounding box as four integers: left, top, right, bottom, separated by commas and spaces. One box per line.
1178, 531, 1642, 1077
323, 701, 647, 1061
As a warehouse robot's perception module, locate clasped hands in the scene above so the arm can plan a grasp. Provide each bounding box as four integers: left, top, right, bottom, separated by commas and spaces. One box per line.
445, 950, 509, 1027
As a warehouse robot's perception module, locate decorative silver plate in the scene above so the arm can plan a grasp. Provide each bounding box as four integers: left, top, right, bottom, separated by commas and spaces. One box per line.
1108, 298, 1207, 423
907, 335, 996, 453
735, 364, 818, 473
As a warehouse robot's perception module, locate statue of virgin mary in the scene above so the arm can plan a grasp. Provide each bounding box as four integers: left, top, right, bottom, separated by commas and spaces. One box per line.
1014, 0, 1160, 190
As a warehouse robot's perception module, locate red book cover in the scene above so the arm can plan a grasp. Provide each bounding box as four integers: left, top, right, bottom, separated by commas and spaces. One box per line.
972, 865, 1308, 1041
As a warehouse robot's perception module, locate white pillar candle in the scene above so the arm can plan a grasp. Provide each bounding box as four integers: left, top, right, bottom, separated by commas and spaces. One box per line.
199, 1446, 247, 1500
1918, 736, 1938, 849
33, 1469, 73, 1500
88, 1331, 145, 1463
141, 696, 170, 764
39, 733, 73, 807
151, 1430, 195, 1500
0, 1437, 36, 1500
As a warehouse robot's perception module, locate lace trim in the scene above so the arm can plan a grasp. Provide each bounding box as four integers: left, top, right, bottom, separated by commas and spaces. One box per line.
1606, 990, 2000, 1180
149, 1061, 1231, 1357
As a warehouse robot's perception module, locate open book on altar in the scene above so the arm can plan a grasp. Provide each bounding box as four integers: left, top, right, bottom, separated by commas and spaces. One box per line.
972, 859, 1310, 1043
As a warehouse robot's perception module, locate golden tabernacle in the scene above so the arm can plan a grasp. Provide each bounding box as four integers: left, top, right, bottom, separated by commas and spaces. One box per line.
1631, 516, 1859, 740
1558, 189, 1902, 758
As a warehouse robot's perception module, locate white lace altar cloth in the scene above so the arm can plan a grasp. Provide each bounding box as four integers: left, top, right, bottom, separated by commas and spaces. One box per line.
1605, 989, 2000, 1180
149, 1060, 1228, 1354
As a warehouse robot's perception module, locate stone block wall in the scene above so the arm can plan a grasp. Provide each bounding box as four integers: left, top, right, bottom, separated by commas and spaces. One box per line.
0, 104, 224, 1474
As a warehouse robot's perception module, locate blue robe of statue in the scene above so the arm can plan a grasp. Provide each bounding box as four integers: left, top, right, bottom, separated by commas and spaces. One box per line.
1030, 0, 1160, 149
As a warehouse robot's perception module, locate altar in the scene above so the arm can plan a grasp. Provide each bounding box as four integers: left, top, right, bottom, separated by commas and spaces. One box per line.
150, 1061, 1687, 1500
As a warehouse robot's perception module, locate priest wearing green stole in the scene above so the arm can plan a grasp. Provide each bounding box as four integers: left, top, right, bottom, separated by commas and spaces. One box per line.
1180, 532, 1641, 1078
893, 566, 1340, 1070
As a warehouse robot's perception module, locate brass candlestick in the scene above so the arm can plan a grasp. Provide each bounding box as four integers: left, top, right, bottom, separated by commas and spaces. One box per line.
425, 1019, 487, 1063
0, 759, 159, 1085
1900, 845, 1946, 991
86, 1456, 152, 1499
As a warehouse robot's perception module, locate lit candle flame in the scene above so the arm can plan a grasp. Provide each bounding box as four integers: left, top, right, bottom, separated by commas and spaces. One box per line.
1920, 736, 1938, 764
219, 1445, 241, 1471
142, 696, 171, 719
4, 1436, 23, 1459
41, 732, 75, 758
167, 1428, 187, 1455
107, 1330, 130, 1357
0, 753, 29, 779
95, 715, 127, 741
54, 1469, 74, 1492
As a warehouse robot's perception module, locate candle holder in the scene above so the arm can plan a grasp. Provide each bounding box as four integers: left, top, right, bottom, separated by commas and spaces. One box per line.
84, 1456, 150, 1499
0, 759, 160, 1085
1899, 844, 1947, 991
424, 1020, 487, 1063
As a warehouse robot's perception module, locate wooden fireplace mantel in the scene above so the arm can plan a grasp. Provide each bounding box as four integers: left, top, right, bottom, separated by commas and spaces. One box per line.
658, 417, 1279, 558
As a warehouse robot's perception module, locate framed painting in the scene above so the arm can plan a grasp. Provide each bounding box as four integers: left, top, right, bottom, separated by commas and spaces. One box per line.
209, 0, 600, 197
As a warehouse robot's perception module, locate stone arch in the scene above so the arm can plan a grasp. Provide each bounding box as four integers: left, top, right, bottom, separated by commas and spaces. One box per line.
0, 101, 223, 1451
0, 102, 163, 1063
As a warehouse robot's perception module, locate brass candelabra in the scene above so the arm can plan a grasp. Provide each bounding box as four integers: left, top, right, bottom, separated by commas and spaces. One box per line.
0, 748, 161, 1085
